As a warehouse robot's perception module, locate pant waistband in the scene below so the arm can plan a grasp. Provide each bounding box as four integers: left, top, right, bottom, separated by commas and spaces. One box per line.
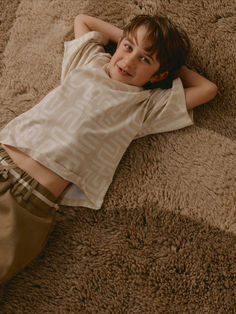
0, 154, 59, 211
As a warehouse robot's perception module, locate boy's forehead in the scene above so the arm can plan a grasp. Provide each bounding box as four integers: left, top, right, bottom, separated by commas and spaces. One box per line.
125, 27, 155, 55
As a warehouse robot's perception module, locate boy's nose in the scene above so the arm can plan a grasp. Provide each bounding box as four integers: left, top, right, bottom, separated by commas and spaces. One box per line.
124, 54, 137, 68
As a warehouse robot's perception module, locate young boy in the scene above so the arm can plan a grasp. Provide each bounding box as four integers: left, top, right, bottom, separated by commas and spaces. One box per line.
0, 14, 217, 284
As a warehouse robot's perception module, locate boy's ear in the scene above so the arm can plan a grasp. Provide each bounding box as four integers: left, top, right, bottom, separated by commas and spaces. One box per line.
149, 71, 168, 83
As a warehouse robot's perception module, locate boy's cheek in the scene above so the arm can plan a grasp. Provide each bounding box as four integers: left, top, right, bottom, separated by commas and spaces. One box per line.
109, 56, 116, 68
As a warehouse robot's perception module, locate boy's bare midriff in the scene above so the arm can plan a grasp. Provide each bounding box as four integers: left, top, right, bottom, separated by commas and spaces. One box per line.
2, 144, 70, 198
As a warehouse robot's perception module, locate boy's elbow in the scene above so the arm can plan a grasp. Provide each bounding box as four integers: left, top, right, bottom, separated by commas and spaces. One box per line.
208, 82, 218, 100
74, 14, 90, 39
74, 14, 80, 22
74, 14, 89, 26
185, 82, 218, 110
75, 13, 85, 21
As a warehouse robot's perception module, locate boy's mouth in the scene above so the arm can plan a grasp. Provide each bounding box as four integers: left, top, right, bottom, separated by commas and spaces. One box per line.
117, 65, 132, 77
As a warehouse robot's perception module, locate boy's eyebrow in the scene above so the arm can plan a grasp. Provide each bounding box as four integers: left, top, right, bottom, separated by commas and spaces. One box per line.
125, 37, 154, 61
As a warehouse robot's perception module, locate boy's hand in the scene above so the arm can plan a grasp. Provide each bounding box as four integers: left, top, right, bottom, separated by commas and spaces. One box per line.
74, 14, 123, 43
178, 66, 218, 110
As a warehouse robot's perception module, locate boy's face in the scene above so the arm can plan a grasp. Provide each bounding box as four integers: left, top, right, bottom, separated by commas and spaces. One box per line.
108, 26, 168, 87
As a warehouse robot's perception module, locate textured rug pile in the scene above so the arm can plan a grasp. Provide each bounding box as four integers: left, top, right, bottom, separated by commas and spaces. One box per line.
0, 0, 235, 312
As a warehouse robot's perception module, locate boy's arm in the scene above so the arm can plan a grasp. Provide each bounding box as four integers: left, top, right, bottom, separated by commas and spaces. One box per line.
74, 14, 123, 42
178, 66, 218, 110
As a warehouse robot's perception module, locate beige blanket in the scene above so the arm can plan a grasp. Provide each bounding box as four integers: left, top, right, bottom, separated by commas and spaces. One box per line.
0, 0, 235, 312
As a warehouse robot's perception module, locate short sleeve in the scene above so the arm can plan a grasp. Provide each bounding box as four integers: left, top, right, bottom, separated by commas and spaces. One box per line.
135, 78, 194, 138
61, 31, 109, 82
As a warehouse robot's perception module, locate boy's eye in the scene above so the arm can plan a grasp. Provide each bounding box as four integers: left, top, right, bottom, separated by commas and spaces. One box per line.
124, 44, 132, 51
141, 56, 150, 64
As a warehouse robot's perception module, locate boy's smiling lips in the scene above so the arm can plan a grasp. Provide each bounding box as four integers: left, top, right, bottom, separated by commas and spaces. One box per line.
116, 65, 132, 77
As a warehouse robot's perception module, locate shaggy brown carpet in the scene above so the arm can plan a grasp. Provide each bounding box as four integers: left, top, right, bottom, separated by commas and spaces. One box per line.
0, 0, 235, 312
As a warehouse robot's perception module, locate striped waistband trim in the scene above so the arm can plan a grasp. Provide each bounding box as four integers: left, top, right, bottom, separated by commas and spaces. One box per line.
0, 157, 59, 210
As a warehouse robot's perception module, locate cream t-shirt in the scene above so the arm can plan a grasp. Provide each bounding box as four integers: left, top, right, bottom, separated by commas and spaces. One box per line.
0, 31, 193, 209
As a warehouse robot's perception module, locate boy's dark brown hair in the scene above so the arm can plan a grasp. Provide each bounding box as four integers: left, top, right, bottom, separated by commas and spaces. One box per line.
122, 14, 191, 89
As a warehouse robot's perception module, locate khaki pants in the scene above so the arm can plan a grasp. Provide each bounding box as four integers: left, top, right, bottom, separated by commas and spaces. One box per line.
0, 147, 59, 284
